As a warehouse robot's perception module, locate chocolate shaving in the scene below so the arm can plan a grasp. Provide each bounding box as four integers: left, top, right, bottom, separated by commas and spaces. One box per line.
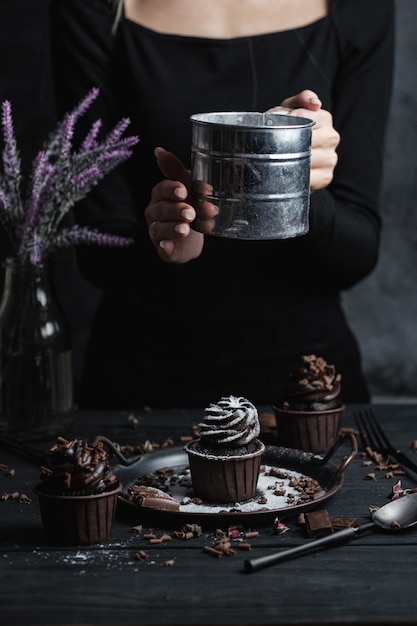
127, 485, 180, 512
203, 546, 223, 558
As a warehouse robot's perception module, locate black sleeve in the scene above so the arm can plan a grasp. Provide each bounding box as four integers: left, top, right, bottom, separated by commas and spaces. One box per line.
50, 0, 144, 290
305, 0, 395, 289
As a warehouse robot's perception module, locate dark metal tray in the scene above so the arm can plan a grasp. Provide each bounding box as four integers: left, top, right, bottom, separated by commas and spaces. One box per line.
112, 432, 357, 527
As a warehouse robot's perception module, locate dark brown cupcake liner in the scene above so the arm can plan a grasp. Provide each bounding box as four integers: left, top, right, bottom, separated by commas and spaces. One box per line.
273, 402, 345, 454
35, 482, 122, 545
184, 440, 265, 504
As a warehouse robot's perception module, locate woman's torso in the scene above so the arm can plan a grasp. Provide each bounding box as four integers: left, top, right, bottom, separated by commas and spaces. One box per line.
114, 3, 339, 312
54, 0, 384, 405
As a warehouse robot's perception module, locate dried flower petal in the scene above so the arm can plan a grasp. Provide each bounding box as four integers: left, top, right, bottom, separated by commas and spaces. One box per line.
273, 517, 290, 535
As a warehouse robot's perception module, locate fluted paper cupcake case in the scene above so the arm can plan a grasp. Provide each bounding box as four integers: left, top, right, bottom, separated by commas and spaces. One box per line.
35, 482, 122, 545
273, 401, 345, 454
184, 439, 265, 503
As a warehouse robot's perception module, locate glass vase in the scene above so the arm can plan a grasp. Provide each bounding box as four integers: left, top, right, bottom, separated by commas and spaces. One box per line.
0, 258, 74, 441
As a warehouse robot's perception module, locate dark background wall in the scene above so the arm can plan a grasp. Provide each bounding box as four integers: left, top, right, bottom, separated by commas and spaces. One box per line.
0, 0, 416, 403
343, 0, 417, 401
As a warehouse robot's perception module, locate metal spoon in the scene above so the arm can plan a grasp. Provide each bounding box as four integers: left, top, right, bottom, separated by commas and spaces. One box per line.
245, 492, 417, 573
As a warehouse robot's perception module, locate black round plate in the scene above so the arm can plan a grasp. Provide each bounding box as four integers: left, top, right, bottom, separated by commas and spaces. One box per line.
114, 445, 346, 527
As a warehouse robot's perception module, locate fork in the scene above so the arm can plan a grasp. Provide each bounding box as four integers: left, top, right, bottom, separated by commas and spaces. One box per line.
354, 407, 417, 481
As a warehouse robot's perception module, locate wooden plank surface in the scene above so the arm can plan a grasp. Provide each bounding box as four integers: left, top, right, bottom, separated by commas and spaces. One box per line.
1, 404, 417, 625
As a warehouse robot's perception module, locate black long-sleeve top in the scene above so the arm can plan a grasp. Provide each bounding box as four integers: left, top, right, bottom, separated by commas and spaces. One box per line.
50, 0, 394, 408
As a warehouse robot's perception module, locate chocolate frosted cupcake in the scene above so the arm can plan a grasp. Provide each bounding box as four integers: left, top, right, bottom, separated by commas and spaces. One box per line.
274, 355, 345, 454
35, 437, 121, 545
184, 396, 265, 503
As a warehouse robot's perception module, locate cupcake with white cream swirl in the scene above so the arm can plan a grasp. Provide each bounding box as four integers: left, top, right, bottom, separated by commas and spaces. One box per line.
198, 395, 260, 448
184, 396, 265, 503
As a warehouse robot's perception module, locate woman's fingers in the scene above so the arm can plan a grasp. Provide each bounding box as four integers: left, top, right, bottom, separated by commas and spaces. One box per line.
280, 89, 322, 111
298, 108, 339, 190
154, 147, 191, 190
266, 91, 339, 190
144, 149, 205, 262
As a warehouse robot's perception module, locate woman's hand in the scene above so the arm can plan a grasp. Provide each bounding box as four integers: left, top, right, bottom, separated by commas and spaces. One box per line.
267, 89, 340, 191
144, 148, 205, 263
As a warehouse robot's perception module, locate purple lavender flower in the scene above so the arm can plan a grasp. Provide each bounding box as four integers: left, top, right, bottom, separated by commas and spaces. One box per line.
80, 119, 102, 152
0, 87, 139, 264
103, 117, 131, 146
1, 100, 23, 219
53, 225, 134, 252
71, 166, 102, 193
23, 151, 54, 229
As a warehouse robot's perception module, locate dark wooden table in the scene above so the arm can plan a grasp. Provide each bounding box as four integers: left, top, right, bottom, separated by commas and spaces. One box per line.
1, 404, 417, 626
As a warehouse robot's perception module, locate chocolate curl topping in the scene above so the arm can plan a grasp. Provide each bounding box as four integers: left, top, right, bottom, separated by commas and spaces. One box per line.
40, 437, 117, 493
283, 355, 341, 407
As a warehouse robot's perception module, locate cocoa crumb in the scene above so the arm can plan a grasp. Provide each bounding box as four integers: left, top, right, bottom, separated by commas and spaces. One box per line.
183, 523, 202, 537
155, 466, 175, 476
131, 525, 143, 533
184, 531, 195, 540
127, 413, 139, 429
214, 539, 236, 556
173, 530, 193, 540
164, 559, 175, 567
143, 533, 156, 540
203, 546, 223, 558
135, 550, 149, 561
